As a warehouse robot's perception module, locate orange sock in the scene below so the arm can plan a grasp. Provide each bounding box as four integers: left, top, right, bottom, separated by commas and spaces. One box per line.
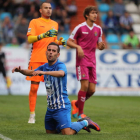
29, 84, 39, 112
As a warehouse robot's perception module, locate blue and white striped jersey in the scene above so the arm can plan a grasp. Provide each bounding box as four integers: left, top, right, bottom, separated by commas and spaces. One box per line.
35, 59, 70, 110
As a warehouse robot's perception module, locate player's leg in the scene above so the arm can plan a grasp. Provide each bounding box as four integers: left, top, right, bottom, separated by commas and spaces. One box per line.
86, 82, 96, 100
78, 116, 101, 132
26, 62, 45, 123
56, 105, 88, 135
71, 100, 79, 118
77, 79, 89, 118
72, 66, 89, 118
86, 67, 97, 100
2, 67, 11, 95
28, 81, 39, 123
46, 130, 57, 134
45, 110, 58, 134
61, 120, 88, 135
61, 128, 76, 135
72, 80, 89, 118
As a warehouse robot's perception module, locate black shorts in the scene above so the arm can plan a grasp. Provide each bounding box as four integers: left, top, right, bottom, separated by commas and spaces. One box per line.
0, 66, 6, 77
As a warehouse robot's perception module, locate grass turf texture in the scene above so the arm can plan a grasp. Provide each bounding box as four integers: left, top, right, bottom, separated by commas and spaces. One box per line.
0, 95, 140, 140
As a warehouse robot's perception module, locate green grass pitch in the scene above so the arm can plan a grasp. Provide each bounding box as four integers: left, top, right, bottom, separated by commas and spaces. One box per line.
0, 95, 140, 140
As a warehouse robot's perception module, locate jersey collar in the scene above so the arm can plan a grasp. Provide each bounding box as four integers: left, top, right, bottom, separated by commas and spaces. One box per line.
40, 17, 50, 22
46, 59, 59, 69
85, 21, 94, 30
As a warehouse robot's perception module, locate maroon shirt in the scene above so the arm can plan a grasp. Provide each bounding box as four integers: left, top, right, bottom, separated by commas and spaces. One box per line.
69, 22, 102, 67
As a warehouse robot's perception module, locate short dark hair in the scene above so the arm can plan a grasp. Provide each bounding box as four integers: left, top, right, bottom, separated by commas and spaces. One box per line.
40, 2, 51, 9
83, 6, 98, 20
47, 42, 60, 53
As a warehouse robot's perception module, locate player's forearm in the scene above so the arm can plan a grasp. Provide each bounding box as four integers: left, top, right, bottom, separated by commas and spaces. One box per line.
28, 34, 52, 44
19, 69, 34, 76
28, 34, 48, 44
44, 71, 64, 77
67, 39, 80, 49
28, 29, 57, 43
28, 35, 38, 43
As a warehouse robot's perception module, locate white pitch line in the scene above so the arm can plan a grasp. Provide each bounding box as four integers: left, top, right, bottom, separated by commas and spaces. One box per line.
0, 134, 12, 140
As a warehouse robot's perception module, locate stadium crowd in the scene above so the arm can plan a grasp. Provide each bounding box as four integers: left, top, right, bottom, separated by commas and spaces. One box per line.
99, 0, 140, 49
0, 0, 77, 46
0, 0, 140, 49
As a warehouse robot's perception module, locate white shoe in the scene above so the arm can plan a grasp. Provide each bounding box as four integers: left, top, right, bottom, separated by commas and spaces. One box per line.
28, 114, 35, 124
28, 117, 35, 123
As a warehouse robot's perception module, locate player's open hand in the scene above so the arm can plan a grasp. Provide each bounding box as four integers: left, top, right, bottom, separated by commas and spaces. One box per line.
12, 66, 21, 73
98, 42, 105, 50
59, 37, 67, 47
77, 46, 84, 58
32, 71, 45, 76
45, 28, 58, 37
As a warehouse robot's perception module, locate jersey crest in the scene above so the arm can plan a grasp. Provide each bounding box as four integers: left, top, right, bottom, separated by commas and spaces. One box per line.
94, 31, 97, 36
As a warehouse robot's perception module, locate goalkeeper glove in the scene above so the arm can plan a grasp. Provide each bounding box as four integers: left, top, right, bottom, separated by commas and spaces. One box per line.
59, 37, 67, 47
37, 29, 58, 40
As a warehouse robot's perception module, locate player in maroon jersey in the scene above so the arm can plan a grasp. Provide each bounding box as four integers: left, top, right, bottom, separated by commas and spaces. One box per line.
67, 6, 105, 119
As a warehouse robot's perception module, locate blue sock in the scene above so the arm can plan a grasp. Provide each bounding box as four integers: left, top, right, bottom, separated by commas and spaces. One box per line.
70, 120, 88, 133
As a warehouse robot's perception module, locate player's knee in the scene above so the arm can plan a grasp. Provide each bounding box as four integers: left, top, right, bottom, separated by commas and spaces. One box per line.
88, 87, 96, 94
30, 84, 39, 93
80, 80, 89, 91
46, 129, 56, 134
90, 90, 95, 94
30, 86, 38, 93
61, 131, 71, 135
81, 84, 89, 91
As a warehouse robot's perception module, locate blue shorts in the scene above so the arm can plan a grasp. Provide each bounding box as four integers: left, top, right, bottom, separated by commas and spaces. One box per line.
45, 104, 71, 132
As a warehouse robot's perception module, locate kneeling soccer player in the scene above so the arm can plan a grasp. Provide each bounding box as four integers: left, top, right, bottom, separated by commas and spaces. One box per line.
12, 42, 100, 135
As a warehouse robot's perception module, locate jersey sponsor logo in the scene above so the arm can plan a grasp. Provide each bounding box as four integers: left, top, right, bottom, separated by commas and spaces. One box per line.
94, 31, 97, 36
45, 81, 54, 96
61, 124, 66, 127
40, 26, 45, 28
82, 32, 89, 34
28, 28, 31, 32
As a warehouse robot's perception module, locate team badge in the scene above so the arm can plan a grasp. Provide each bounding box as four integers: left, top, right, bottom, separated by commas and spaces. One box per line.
28, 28, 31, 32
82, 74, 85, 77
51, 26, 55, 29
94, 31, 97, 36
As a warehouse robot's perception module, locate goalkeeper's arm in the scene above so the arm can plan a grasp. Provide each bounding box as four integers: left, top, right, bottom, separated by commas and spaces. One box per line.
28, 35, 38, 44
28, 29, 58, 44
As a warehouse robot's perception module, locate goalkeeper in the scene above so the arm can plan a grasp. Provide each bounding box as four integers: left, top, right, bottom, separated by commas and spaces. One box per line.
26, 2, 66, 124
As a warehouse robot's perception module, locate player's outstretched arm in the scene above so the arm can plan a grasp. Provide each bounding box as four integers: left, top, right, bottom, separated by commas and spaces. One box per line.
67, 38, 84, 58
32, 70, 65, 77
28, 29, 58, 44
12, 66, 34, 76
98, 42, 106, 50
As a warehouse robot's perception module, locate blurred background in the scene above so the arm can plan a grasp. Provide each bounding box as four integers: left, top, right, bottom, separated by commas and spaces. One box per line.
0, 0, 140, 96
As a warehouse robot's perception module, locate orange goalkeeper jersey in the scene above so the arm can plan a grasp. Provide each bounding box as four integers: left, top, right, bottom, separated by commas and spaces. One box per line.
27, 17, 58, 62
